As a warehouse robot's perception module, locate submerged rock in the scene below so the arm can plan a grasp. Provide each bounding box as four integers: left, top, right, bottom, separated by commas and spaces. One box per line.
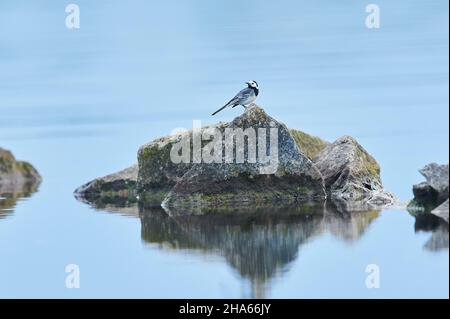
312, 136, 394, 205
162, 105, 326, 208
0, 147, 41, 193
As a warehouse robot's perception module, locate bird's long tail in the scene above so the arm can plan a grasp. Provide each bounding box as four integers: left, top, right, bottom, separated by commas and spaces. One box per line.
211, 105, 228, 116
212, 97, 238, 116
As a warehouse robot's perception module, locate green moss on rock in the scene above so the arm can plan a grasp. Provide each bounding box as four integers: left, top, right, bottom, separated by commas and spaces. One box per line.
74, 105, 394, 210
0, 147, 41, 192
74, 165, 138, 204
312, 136, 393, 205
138, 190, 170, 208
355, 144, 381, 181
137, 137, 192, 192
289, 129, 329, 160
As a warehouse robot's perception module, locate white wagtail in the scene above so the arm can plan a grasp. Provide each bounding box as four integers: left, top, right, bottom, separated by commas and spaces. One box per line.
212, 81, 259, 116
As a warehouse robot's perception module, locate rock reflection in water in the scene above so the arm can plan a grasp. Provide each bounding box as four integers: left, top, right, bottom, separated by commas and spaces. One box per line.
414, 213, 449, 251
0, 183, 40, 220
82, 196, 449, 297
139, 203, 381, 298
323, 201, 381, 242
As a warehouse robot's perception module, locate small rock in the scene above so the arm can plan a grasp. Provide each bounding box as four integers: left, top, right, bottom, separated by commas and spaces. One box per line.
74, 165, 138, 204
313, 136, 394, 205
0, 147, 41, 193
409, 163, 449, 213
419, 163, 449, 202
413, 181, 439, 200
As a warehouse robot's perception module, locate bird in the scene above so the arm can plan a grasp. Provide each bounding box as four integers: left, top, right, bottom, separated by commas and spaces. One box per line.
212, 80, 259, 116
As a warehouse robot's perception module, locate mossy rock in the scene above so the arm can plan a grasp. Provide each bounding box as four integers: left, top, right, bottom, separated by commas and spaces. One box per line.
162, 105, 326, 208
313, 136, 393, 204
289, 129, 329, 160
74, 165, 138, 203
74, 105, 394, 210
0, 147, 41, 193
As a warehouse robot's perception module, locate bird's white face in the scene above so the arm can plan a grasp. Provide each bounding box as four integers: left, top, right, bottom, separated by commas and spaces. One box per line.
246, 80, 258, 89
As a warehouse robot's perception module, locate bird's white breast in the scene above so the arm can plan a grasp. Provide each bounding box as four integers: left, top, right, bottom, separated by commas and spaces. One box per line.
240, 93, 257, 106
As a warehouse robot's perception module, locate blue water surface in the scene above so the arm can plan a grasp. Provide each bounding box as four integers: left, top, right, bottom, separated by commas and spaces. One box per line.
0, 0, 448, 298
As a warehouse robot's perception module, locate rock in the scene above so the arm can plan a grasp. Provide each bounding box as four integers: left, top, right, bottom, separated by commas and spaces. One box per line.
75, 104, 394, 211
0, 148, 41, 220
413, 182, 439, 201
162, 104, 326, 208
419, 163, 449, 202
136, 130, 197, 200
408, 163, 449, 213
431, 199, 449, 223
76, 105, 330, 208
410, 182, 441, 212
0, 147, 41, 193
74, 164, 139, 205
136, 121, 327, 201
313, 136, 394, 205
289, 129, 329, 160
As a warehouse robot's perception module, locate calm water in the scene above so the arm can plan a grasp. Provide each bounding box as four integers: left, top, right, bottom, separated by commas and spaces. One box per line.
0, 1, 448, 298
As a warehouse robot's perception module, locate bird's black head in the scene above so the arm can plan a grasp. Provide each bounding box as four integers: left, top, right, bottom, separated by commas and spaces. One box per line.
246, 80, 258, 89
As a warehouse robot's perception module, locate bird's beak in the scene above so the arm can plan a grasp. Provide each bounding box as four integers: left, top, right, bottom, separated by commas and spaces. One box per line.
245, 81, 251, 85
